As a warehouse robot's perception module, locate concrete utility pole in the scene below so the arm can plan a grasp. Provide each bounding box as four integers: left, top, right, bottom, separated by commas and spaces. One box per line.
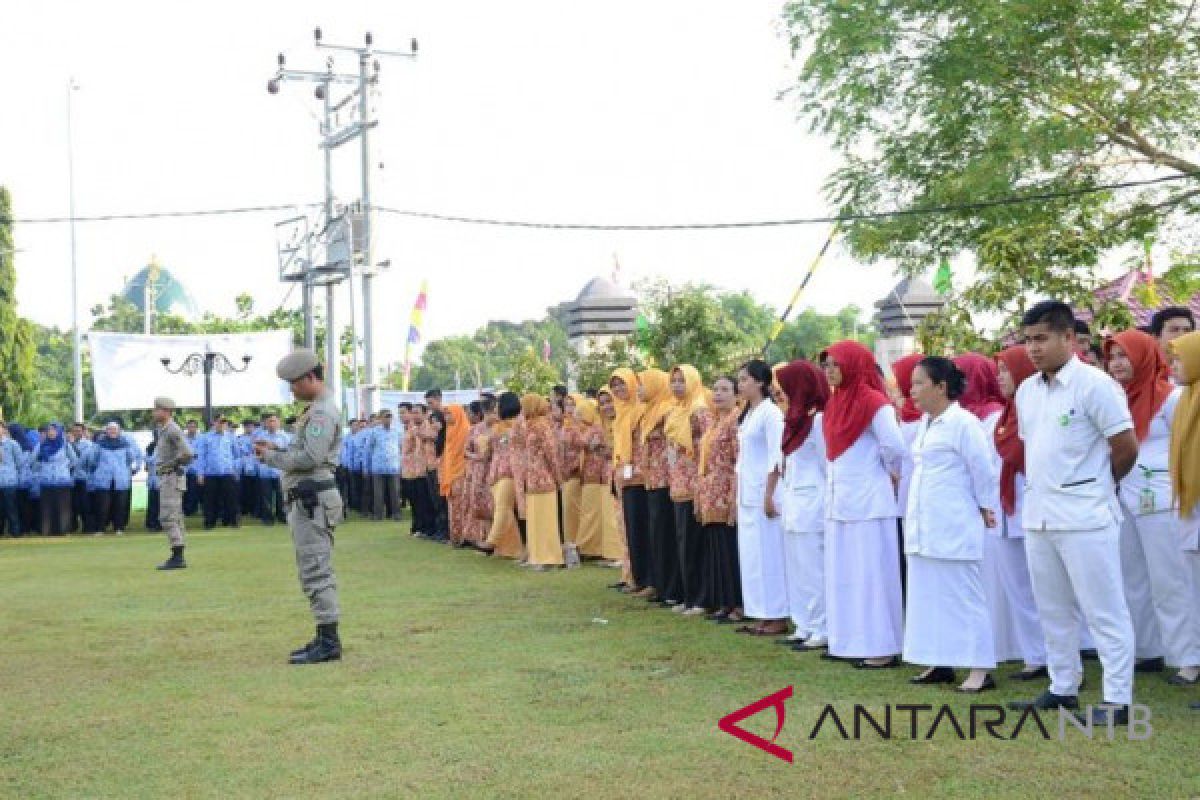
266, 28, 417, 417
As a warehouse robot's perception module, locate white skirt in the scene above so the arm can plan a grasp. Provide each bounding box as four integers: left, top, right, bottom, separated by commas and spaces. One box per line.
903, 554, 996, 668
983, 535, 1023, 662
737, 505, 789, 620
825, 518, 903, 658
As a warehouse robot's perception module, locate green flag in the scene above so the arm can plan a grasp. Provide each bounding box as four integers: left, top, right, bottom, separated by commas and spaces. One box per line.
934, 256, 953, 295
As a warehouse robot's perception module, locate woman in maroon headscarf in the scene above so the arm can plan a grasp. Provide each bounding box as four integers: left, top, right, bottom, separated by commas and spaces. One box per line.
891, 353, 925, 519
777, 360, 832, 651
820, 341, 907, 668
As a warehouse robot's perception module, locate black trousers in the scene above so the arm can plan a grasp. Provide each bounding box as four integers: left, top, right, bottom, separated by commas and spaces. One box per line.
404, 477, 435, 534
72, 480, 91, 532
258, 477, 285, 524
239, 474, 260, 516
0, 488, 19, 536
203, 475, 239, 528
146, 488, 162, 531
372, 474, 401, 520
359, 471, 373, 515
621, 485, 651, 589
38, 486, 72, 536
646, 488, 680, 601
336, 467, 350, 508
93, 488, 131, 532
706, 523, 743, 611
674, 501, 707, 608
183, 473, 202, 516
427, 470, 448, 539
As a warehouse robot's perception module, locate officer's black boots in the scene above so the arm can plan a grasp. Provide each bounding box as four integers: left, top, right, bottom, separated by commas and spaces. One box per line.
156, 546, 186, 571
289, 623, 342, 665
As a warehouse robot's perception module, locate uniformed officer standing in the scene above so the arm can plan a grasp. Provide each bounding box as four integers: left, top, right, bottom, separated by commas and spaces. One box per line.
255, 349, 345, 665
152, 397, 195, 570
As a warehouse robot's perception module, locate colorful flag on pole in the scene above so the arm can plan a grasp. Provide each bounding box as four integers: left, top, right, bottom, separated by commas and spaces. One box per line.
933, 256, 953, 296
401, 280, 428, 391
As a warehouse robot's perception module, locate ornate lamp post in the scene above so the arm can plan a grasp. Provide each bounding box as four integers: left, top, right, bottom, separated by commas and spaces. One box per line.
160, 350, 252, 428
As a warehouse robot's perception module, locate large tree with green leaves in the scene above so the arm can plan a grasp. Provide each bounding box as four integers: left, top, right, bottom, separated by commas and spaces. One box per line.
783, 0, 1200, 338
0, 187, 37, 420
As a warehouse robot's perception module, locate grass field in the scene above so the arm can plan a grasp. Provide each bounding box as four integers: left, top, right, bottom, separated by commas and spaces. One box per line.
1, 517, 1198, 799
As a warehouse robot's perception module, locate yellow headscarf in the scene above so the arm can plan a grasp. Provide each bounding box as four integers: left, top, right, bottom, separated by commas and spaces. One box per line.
665, 365, 706, 456
576, 396, 600, 426
609, 369, 642, 466
521, 394, 550, 418
595, 388, 616, 445
562, 393, 586, 430
638, 368, 675, 443
1169, 332, 1200, 518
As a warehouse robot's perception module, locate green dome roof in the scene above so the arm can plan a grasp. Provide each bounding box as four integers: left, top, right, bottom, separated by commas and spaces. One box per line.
119, 261, 200, 318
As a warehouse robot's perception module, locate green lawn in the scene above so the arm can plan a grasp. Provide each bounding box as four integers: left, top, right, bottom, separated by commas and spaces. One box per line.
1, 518, 1197, 799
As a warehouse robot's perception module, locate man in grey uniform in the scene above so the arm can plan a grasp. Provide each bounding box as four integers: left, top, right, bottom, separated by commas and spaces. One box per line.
152, 396, 195, 571
255, 349, 345, 665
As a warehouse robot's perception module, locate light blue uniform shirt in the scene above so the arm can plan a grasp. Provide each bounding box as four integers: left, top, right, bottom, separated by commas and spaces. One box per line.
196, 430, 239, 477
88, 435, 143, 491
367, 425, 402, 475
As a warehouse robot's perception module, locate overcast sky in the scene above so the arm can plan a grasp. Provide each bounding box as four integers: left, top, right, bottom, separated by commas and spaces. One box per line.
4, 0, 929, 370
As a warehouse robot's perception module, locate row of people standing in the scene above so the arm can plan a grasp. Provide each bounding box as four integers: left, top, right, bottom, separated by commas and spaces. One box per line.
596, 301, 1199, 718
0, 414, 295, 537
0, 421, 143, 536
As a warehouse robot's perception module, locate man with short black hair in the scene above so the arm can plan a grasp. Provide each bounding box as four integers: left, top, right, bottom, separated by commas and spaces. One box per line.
424, 389, 443, 413
182, 419, 202, 517
367, 409, 403, 520
255, 414, 290, 524
1150, 306, 1195, 360
1007, 300, 1139, 726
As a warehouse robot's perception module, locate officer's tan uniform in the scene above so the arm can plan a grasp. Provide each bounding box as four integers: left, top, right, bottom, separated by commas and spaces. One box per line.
262, 353, 344, 625
153, 398, 194, 548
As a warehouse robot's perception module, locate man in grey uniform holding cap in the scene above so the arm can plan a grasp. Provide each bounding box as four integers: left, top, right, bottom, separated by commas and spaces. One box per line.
255, 348, 345, 665
152, 396, 194, 571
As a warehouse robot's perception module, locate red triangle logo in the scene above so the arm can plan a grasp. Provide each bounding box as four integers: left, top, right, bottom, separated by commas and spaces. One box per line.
717, 686, 794, 763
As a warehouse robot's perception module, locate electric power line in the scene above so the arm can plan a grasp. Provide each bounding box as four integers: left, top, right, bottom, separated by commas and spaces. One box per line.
1, 170, 1196, 228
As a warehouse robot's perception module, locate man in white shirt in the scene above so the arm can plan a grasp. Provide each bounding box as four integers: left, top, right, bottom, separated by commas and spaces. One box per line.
1007, 301, 1139, 726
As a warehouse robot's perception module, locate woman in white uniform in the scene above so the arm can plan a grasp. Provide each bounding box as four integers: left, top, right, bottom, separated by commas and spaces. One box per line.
903, 357, 1001, 692
954, 353, 1025, 669
1106, 329, 1200, 685
734, 359, 788, 637
776, 359, 831, 651
820, 340, 906, 668
1167, 332, 1200, 708
993, 346, 1050, 681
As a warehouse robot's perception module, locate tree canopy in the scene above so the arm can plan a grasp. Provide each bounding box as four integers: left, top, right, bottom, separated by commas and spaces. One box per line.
0, 187, 37, 421
783, 0, 1200, 337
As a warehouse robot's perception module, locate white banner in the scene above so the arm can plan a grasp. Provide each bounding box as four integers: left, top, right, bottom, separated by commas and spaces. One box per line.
344, 388, 491, 418
89, 331, 295, 411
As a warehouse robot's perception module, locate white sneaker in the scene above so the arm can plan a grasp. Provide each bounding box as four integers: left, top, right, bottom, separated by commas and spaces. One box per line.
682, 607, 707, 617
115, 530, 125, 536
671, 603, 687, 613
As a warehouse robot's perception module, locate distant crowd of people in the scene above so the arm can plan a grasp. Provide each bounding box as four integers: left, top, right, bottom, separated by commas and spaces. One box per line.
0, 413, 298, 537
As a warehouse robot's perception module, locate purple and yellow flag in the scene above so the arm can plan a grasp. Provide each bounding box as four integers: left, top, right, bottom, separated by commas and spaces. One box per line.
402, 280, 429, 391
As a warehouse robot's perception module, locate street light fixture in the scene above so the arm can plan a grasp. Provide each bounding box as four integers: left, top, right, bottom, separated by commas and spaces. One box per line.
160, 350, 252, 428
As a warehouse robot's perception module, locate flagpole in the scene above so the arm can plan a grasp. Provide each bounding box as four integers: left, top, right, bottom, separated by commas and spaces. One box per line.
762, 222, 840, 356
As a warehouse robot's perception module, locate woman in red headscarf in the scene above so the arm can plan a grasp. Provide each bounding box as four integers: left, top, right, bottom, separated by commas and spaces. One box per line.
991, 346, 1049, 681
1106, 330, 1199, 684
953, 352, 1027, 671
820, 341, 907, 668
891, 353, 925, 518
777, 360, 831, 651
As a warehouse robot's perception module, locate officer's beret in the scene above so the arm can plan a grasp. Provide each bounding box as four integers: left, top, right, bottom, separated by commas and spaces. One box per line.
276, 349, 320, 382
153, 396, 176, 411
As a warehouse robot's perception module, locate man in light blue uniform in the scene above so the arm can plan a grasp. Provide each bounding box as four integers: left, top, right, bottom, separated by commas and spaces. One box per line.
68, 424, 95, 532
238, 420, 261, 518
0, 422, 24, 536
368, 409, 403, 520
196, 417, 240, 529
255, 413, 291, 525
183, 419, 203, 517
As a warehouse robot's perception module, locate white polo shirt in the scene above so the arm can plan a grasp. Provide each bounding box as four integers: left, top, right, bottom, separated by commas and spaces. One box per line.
1015, 355, 1133, 532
